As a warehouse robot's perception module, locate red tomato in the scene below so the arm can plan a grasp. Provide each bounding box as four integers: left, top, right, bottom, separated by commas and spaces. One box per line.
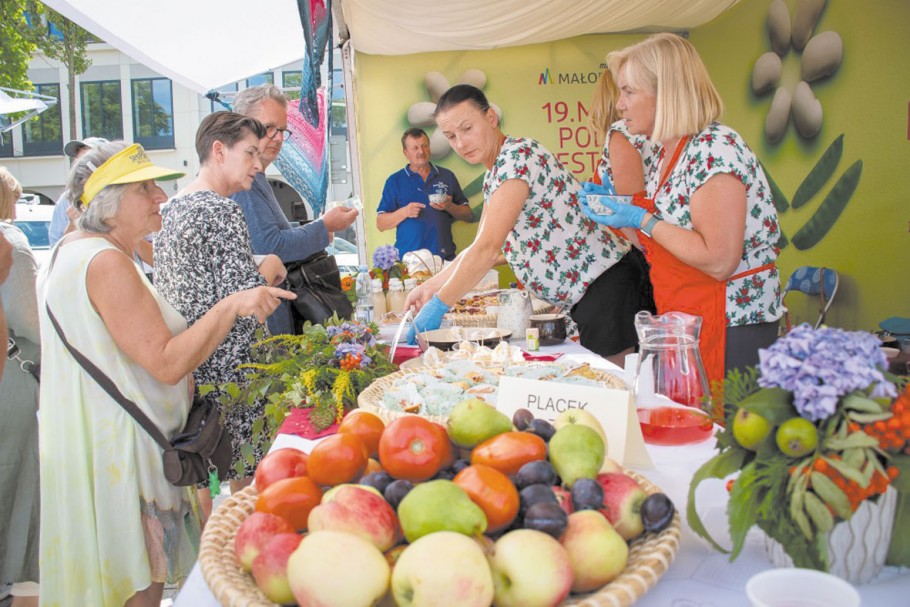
453, 464, 520, 532
338, 410, 386, 458
432, 421, 455, 469
471, 432, 548, 477
379, 416, 452, 482
255, 476, 323, 531
254, 448, 309, 493
307, 433, 369, 487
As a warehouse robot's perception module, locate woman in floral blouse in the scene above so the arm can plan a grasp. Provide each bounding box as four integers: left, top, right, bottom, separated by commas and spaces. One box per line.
580, 33, 782, 385
406, 84, 654, 365
155, 112, 288, 519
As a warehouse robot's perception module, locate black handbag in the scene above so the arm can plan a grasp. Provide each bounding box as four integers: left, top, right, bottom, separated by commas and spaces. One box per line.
46, 304, 232, 487
284, 250, 354, 331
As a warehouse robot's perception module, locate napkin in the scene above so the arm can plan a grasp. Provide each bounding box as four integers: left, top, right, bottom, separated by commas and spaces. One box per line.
522, 352, 564, 361
278, 407, 339, 440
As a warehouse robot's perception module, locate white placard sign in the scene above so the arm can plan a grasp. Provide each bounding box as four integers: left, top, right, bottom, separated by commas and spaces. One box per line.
497, 376, 653, 468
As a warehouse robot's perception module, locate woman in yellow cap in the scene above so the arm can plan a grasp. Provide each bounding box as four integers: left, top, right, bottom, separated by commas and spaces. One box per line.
37, 141, 294, 607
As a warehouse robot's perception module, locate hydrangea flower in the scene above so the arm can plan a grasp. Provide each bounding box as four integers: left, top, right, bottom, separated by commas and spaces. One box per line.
758, 324, 897, 422
334, 342, 365, 360
372, 245, 400, 271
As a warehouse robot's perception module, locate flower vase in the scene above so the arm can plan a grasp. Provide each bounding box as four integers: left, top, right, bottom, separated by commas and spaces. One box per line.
763, 487, 898, 585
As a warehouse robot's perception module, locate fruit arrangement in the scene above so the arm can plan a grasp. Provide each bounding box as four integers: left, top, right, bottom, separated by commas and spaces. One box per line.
688, 325, 908, 573
215, 403, 679, 606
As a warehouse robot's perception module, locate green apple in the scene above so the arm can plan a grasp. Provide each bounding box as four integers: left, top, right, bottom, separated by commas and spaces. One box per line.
287, 530, 390, 606
548, 424, 605, 487
391, 531, 494, 607
560, 510, 629, 592
447, 398, 513, 448
397, 480, 487, 543
776, 417, 818, 457
488, 529, 573, 607
732, 407, 773, 451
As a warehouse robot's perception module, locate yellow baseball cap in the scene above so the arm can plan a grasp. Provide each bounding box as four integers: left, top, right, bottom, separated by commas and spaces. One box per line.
82, 143, 185, 205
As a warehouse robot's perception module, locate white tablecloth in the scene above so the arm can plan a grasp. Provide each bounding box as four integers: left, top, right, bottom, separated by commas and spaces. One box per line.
174, 334, 910, 606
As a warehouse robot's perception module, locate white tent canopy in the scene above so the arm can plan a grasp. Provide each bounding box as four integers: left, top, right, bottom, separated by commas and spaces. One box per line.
41, 0, 740, 93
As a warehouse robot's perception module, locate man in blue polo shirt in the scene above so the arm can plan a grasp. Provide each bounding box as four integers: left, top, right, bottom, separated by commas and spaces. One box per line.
376, 128, 472, 260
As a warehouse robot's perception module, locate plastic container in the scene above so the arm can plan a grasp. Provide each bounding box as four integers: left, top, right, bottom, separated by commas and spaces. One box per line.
387, 279, 406, 315
371, 279, 387, 318
354, 266, 373, 323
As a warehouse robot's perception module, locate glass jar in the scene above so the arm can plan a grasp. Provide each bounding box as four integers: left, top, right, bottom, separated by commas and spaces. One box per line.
386, 279, 406, 315
632, 310, 715, 445
371, 279, 387, 318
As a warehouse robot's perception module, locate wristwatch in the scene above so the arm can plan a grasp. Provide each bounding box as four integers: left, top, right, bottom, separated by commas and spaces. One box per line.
640, 215, 661, 237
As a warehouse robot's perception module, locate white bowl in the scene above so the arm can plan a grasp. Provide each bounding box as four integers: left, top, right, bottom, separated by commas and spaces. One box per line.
745, 568, 860, 607
881, 346, 899, 360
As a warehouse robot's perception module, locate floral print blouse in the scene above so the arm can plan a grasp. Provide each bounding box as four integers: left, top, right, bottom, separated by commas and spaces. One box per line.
483, 136, 629, 308
645, 122, 782, 326
596, 119, 661, 188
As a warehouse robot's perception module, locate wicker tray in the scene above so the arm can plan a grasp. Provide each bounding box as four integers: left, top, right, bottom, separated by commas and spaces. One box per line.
357, 362, 627, 425
199, 474, 680, 607
446, 294, 556, 328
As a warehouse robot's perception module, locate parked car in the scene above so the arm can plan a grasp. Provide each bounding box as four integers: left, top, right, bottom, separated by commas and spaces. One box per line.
13, 202, 54, 267
328, 236, 359, 274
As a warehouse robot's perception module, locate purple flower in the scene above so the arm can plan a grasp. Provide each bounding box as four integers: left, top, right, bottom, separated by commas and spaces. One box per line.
335, 342, 365, 359
758, 324, 897, 422
372, 245, 400, 271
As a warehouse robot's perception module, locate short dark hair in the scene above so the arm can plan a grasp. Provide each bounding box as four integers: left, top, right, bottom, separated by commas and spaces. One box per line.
401, 127, 428, 148
435, 84, 491, 116
196, 112, 267, 164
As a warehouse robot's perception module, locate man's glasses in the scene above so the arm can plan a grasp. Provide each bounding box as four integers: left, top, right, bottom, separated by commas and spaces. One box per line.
264, 126, 293, 141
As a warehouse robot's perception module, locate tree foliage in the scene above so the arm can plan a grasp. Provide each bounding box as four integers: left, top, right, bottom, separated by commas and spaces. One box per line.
0, 0, 39, 91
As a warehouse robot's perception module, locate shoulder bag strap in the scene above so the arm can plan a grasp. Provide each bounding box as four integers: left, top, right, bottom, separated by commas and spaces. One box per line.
44, 242, 172, 452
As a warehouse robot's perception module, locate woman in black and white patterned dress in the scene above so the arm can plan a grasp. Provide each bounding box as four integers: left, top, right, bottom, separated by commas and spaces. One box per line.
155, 112, 288, 518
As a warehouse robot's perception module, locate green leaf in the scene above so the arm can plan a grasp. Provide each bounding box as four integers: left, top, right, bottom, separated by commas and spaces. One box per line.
841, 447, 866, 469
792, 159, 862, 250
728, 462, 765, 559
845, 412, 893, 424
224, 382, 241, 400
842, 393, 887, 414
791, 134, 844, 209
804, 491, 835, 533
790, 487, 813, 539
741, 387, 797, 425
197, 384, 216, 397
810, 472, 852, 519
761, 162, 790, 213
687, 449, 748, 553
824, 456, 867, 485
824, 433, 881, 450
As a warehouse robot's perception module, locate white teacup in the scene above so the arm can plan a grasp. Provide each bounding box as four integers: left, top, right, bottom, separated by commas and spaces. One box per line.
428, 194, 447, 205
745, 568, 860, 607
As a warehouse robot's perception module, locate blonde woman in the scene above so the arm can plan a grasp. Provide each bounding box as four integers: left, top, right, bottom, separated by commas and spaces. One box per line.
580, 33, 782, 384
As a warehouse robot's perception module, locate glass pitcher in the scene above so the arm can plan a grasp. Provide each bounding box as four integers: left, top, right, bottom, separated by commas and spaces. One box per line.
633, 310, 715, 445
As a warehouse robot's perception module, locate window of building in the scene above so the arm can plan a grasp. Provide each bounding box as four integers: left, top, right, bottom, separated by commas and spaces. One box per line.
246, 73, 274, 88
282, 71, 302, 101
330, 68, 347, 137
80, 80, 123, 141
209, 82, 237, 113
131, 78, 174, 149
0, 134, 12, 158
22, 83, 63, 156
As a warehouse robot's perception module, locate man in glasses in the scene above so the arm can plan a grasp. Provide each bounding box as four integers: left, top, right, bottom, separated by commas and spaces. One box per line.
232, 84, 358, 334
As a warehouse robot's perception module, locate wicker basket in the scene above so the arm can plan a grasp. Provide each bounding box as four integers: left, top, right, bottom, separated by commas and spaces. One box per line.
199, 474, 680, 607
357, 362, 627, 425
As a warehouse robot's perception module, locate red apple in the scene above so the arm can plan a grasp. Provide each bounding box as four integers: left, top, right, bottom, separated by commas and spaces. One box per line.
308, 484, 402, 551
250, 532, 303, 604
560, 511, 628, 592
254, 448, 309, 493
233, 512, 295, 571
488, 529, 573, 607
551, 485, 574, 516
596, 472, 647, 541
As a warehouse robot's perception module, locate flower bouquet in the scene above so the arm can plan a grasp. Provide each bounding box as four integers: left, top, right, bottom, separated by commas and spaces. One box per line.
203, 317, 397, 456
370, 244, 409, 291
687, 324, 909, 581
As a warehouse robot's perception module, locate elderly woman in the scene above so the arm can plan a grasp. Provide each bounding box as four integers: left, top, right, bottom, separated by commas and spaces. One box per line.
581, 33, 782, 385
38, 142, 293, 606
154, 112, 286, 515
1, 168, 40, 607
406, 85, 653, 366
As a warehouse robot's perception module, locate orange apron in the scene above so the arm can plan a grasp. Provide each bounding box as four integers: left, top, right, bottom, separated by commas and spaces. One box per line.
634, 137, 774, 387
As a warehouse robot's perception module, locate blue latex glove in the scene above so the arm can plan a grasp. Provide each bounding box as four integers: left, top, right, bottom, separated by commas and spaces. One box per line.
579, 183, 647, 229
407, 295, 450, 345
